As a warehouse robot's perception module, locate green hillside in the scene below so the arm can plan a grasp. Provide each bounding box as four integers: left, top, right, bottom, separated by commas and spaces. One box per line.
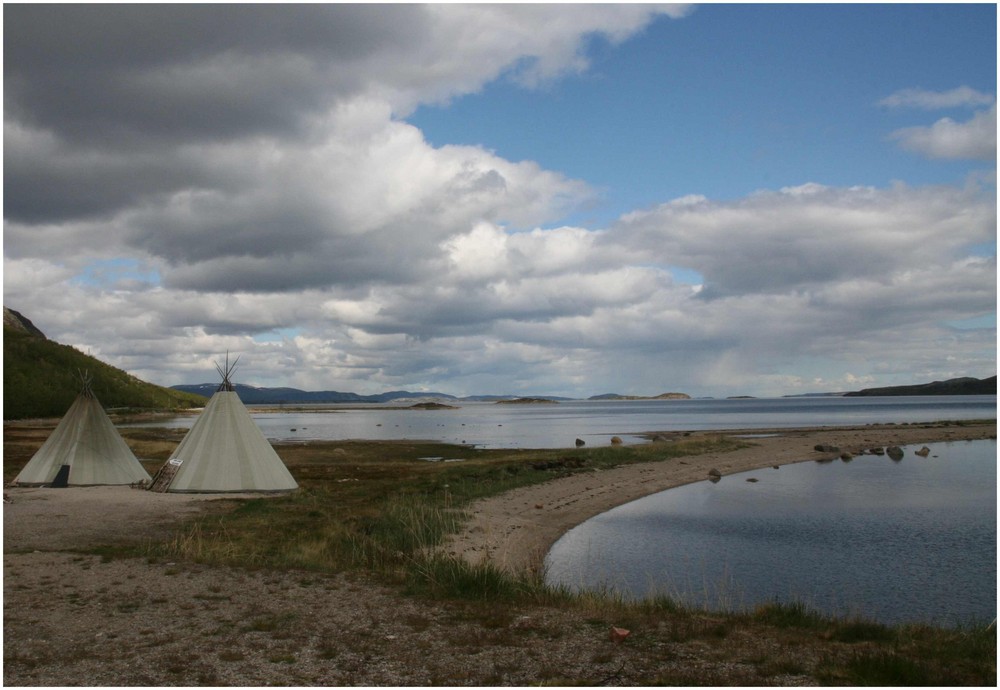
3, 326, 206, 420
844, 375, 996, 397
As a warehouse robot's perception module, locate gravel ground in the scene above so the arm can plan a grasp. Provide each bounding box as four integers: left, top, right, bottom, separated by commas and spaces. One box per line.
4, 551, 812, 686
3, 486, 816, 686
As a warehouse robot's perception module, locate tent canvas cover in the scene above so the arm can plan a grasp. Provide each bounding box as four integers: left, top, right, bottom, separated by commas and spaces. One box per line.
14, 375, 151, 486
154, 356, 297, 493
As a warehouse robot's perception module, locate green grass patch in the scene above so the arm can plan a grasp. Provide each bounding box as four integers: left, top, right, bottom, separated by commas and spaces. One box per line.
148, 435, 746, 587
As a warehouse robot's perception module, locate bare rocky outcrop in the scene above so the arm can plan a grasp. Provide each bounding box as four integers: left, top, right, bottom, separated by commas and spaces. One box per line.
3, 306, 46, 338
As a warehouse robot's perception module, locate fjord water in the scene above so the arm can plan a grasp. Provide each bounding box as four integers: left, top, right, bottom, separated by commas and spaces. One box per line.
544, 439, 997, 628
132, 395, 996, 449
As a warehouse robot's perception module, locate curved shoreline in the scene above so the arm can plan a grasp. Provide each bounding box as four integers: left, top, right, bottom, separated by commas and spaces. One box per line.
439, 421, 997, 577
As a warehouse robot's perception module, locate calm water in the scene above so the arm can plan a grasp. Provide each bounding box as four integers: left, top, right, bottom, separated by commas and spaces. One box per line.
127, 395, 997, 449
544, 440, 997, 628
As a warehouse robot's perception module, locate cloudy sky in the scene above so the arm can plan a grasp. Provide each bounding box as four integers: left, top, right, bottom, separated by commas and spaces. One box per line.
4, 4, 996, 398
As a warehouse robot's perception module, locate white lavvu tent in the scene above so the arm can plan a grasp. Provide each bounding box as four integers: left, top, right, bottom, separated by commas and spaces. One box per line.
151, 356, 297, 493
14, 372, 151, 486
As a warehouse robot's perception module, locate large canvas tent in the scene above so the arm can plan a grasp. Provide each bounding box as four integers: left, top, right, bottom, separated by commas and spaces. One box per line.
150, 356, 297, 493
14, 372, 151, 486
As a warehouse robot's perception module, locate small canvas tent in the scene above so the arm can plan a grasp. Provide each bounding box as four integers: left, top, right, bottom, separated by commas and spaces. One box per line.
14, 372, 151, 486
150, 356, 297, 493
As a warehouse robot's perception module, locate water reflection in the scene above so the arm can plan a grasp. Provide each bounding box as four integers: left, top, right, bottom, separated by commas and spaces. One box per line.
545, 440, 997, 627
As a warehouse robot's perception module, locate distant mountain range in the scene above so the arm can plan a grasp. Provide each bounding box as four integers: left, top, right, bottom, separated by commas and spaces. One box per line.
172, 384, 713, 404
172, 377, 996, 405
170, 383, 578, 404
843, 376, 996, 397
171, 383, 462, 404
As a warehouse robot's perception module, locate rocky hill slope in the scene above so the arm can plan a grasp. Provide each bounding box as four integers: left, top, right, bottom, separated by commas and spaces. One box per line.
3, 307, 206, 419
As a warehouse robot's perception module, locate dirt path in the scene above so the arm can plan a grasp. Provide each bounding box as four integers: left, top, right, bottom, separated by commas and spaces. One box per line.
3, 485, 254, 552
440, 422, 997, 576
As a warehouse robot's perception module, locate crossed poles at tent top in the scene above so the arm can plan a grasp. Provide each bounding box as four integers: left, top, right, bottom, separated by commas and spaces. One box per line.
78, 369, 95, 399
215, 352, 241, 392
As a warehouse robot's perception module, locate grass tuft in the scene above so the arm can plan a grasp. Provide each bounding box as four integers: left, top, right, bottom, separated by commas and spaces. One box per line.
406, 554, 540, 601
751, 600, 829, 630
832, 650, 935, 686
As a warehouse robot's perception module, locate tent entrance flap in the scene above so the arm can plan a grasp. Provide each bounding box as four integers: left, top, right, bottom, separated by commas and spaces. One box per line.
50, 465, 70, 488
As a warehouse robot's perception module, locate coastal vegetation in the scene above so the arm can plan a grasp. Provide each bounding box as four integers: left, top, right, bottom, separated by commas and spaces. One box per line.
20, 426, 985, 686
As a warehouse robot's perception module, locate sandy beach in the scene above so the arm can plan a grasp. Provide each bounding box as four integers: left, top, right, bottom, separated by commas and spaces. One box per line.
440, 421, 997, 576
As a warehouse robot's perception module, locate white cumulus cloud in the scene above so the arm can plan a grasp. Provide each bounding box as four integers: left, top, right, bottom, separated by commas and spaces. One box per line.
889, 104, 997, 161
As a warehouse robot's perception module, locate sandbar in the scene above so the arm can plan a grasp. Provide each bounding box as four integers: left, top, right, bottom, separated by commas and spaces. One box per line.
440, 421, 996, 577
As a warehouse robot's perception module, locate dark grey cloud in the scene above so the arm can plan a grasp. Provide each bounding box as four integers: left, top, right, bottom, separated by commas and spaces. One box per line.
128, 204, 329, 264
3, 126, 204, 222
158, 237, 437, 294
4, 4, 410, 71
3, 3, 637, 246
4, 4, 422, 143
3, 4, 425, 223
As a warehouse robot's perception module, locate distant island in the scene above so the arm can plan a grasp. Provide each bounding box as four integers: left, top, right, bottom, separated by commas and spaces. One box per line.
495, 397, 559, 405
588, 392, 691, 401
844, 376, 996, 397
408, 402, 458, 410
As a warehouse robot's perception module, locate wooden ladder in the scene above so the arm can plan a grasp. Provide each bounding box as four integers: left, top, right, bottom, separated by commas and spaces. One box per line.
147, 460, 181, 493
